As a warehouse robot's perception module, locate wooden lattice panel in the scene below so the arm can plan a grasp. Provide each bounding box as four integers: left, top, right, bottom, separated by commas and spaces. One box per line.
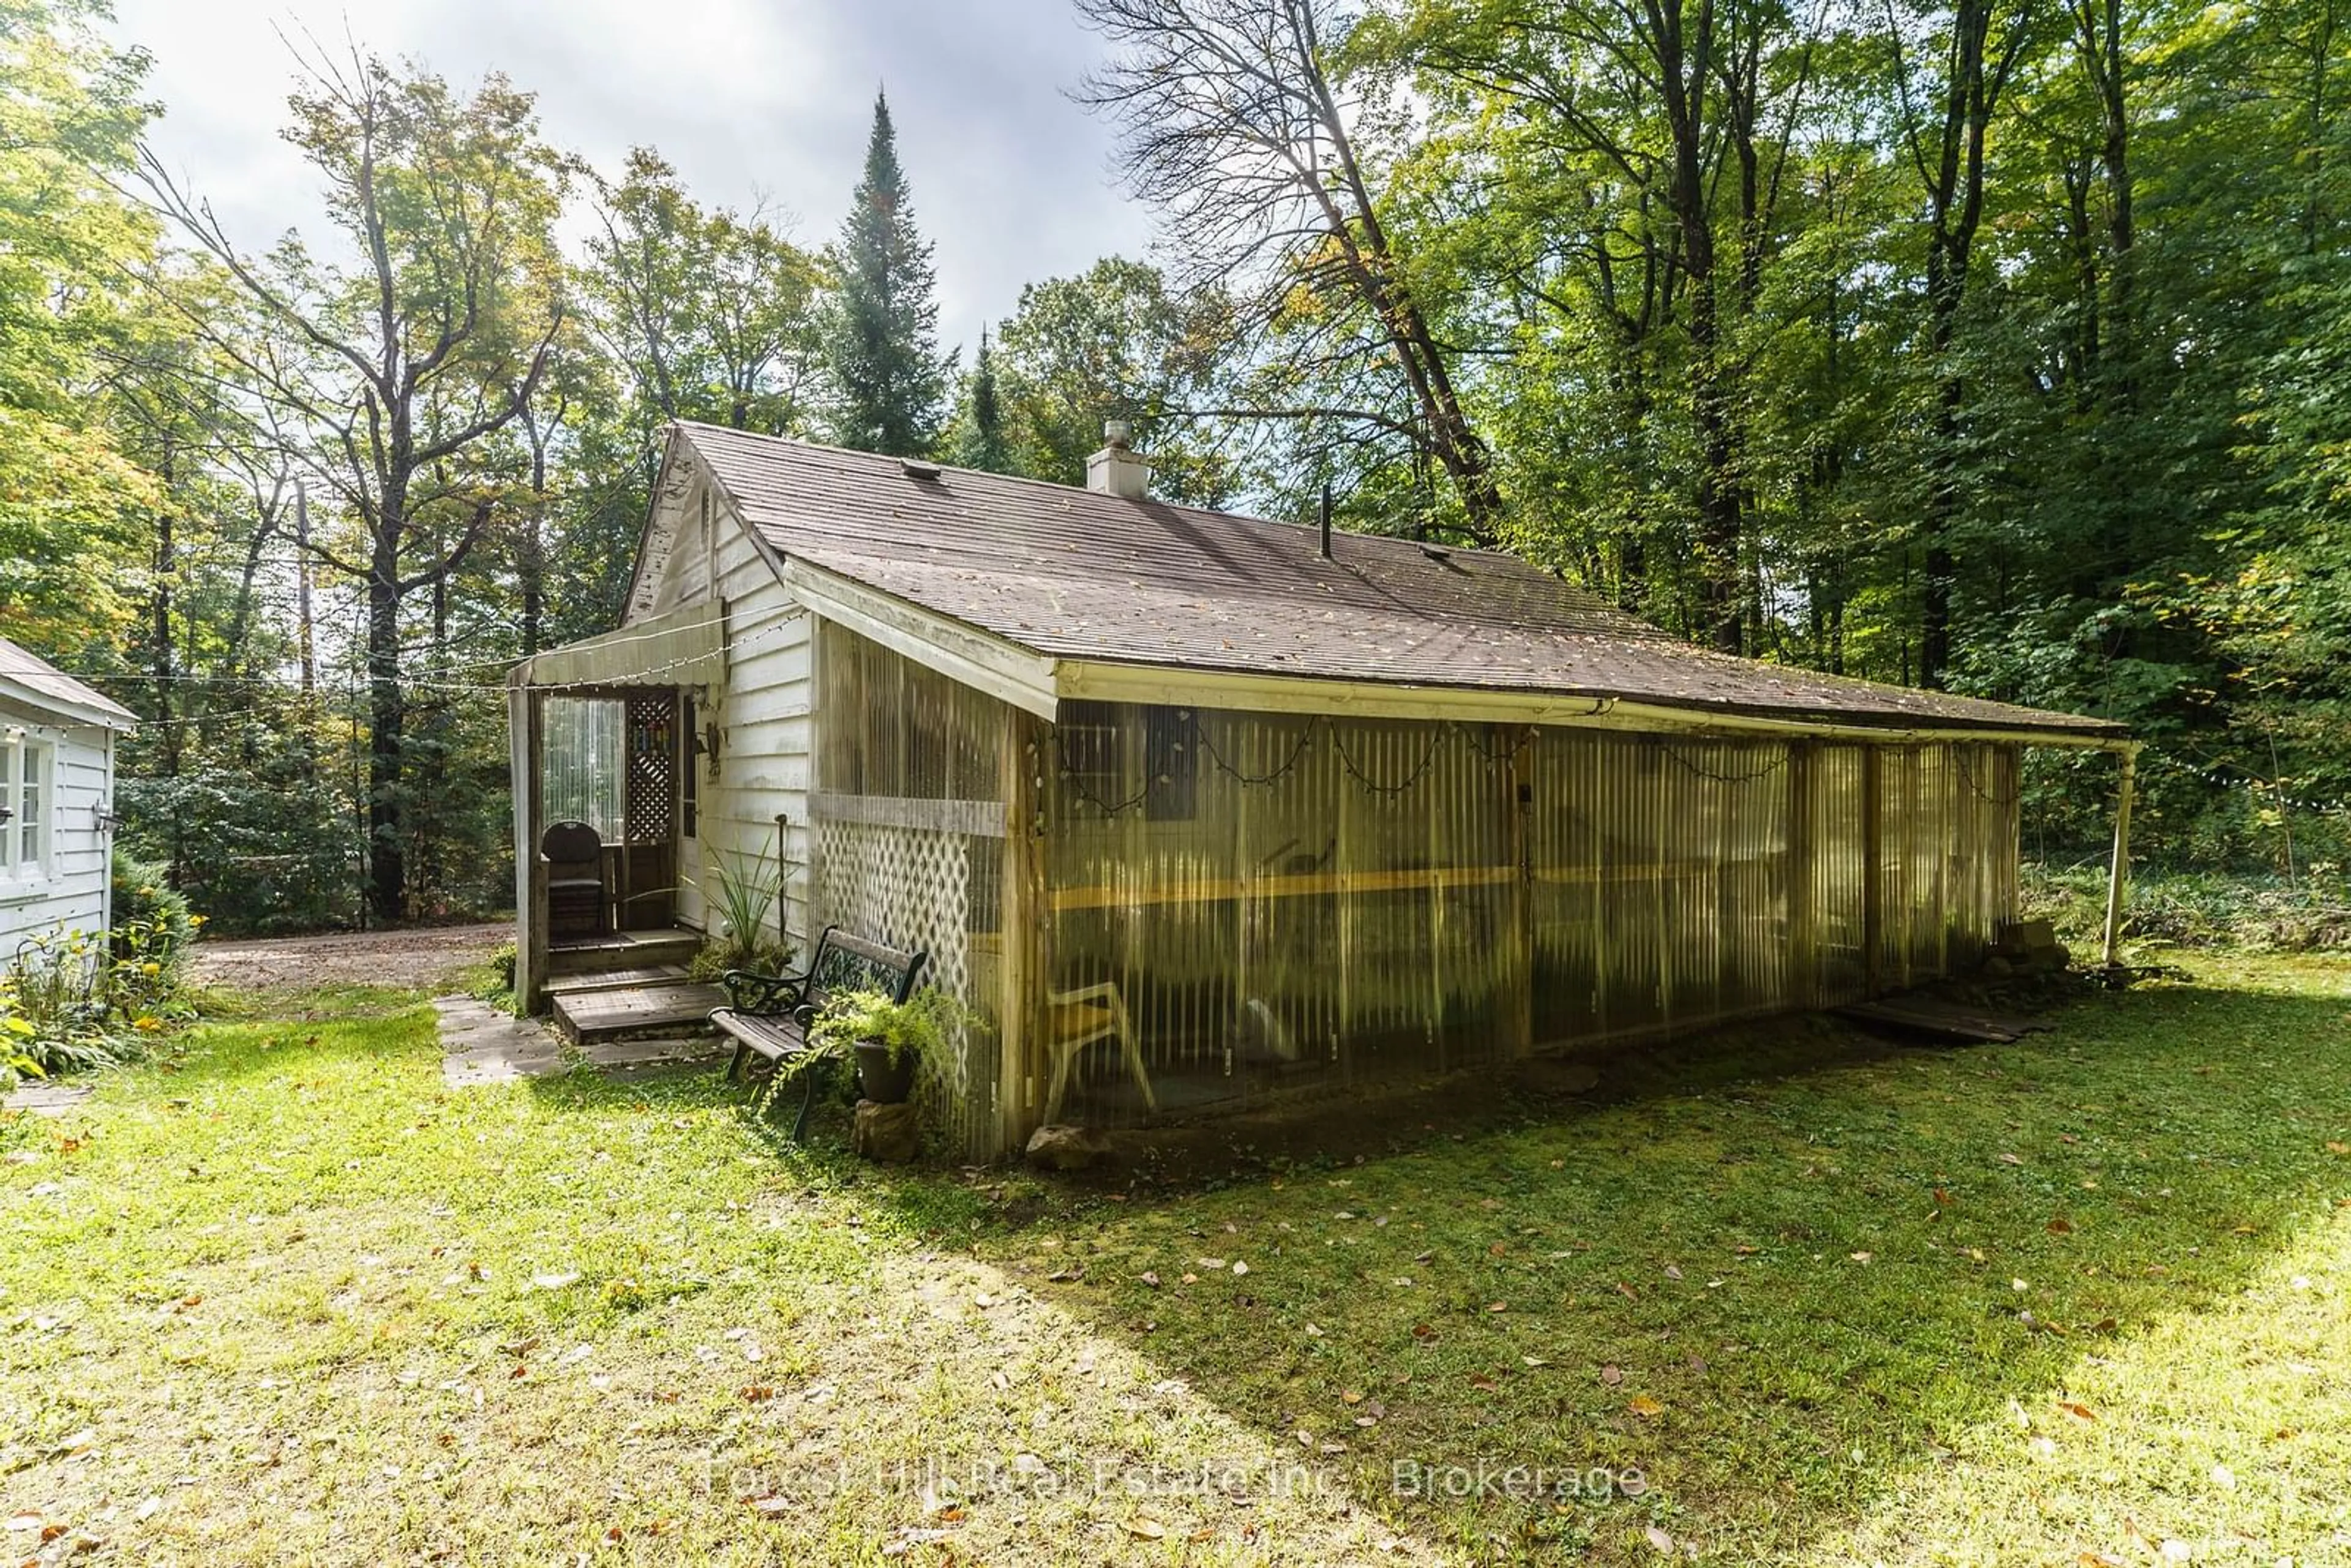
624, 693, 676, 841
812, 814, 999, 1155
813, 819, 972, 1000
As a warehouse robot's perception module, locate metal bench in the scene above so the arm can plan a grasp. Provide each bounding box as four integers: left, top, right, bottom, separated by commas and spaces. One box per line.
710, 925, 928, 1139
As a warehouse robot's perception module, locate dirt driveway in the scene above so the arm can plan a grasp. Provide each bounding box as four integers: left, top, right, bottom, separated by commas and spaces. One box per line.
187, 923, 506, 993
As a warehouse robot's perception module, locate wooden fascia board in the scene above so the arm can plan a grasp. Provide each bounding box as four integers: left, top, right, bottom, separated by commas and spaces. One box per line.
774, 557, 1060, 720
620, 426, 692, 623
1051, 659, 2129, 750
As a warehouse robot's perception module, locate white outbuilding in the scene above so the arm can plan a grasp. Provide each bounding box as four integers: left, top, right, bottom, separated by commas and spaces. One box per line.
0, 636, 135, 948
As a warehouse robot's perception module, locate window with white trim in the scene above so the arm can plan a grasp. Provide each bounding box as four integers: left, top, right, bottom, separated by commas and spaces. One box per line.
0, 733, 53, 882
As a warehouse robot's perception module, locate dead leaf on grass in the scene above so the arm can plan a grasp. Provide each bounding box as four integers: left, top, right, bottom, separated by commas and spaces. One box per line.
1627, 1395, 1663, 1417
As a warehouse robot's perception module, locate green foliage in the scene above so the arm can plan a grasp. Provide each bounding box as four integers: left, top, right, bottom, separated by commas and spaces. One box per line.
990, 257, 1243, 504
110, 847, 197, 959
948, 328, 1011, 473
801, 985, 964, 1071
0, 909, 193, 1084
580, 147, 828, 437
825, 92, 949, 457
2023, 863, 2351, 953
685, 835, 797, 978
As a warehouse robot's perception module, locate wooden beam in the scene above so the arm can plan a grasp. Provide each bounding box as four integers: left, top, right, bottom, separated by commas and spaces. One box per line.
1862, 746, 1884, 999
809, 790, 1007, 839
1504, 726, 1535, 1057
1787, 739, 1817, 1009
509, 686, 549, 1016
997, 710, 1046, 1155
1054, 659, 2132, 751
2101, 745, 2140, 970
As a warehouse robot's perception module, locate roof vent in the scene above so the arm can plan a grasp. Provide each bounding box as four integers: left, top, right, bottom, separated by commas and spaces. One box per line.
1086, 420, 1149, 500
901, 458, 942, 480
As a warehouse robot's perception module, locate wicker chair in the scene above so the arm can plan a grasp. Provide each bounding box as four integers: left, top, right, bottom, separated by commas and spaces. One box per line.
541, 820, 608, 937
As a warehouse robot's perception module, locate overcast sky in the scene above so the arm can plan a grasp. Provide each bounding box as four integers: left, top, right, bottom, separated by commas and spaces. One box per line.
108, 0, 1157, 358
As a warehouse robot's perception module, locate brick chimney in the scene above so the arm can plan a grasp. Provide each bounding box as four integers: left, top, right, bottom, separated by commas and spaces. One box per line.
1086, 419, 1149, 500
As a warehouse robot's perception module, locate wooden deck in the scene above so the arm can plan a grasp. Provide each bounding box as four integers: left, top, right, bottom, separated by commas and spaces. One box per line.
546, 927, 702, 975
542, 926, 721, 1047
553, 980, 727, 1046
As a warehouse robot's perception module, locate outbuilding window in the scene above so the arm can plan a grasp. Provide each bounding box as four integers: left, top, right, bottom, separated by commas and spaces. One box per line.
0, 733, 52, 882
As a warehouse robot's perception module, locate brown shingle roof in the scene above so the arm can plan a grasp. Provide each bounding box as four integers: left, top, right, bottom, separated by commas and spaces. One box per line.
0, 636, 137, 727
681, 423, 2123, 740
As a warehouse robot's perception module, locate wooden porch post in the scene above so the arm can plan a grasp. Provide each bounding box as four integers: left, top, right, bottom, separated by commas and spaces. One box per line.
2100, 743, 2139, 972
508, 683, 549, 1016
1787, 739, 1817, 1008
1502, 726, 1535, 1057
997, 708, 1046, 1156
1861, 745, 1884, 999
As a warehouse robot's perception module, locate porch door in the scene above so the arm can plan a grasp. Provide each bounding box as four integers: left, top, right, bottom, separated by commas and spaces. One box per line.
677, 689, 705, 930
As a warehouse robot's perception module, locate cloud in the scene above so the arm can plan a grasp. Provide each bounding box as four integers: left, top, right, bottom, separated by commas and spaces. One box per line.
108, 0, 1157, 354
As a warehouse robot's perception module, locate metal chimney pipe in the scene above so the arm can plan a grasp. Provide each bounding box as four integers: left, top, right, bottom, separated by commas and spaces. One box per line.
1318, 482, 1332, 560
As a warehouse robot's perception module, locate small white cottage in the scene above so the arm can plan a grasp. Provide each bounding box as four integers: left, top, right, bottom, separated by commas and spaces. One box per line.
507, 423, 2135, 1160
0, 636, 135, 947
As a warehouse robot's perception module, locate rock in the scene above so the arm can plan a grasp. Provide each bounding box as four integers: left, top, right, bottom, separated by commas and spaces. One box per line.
852, 1099, 920, 1163
1025, 1123, 1112, 1172
1981, 954, 2014, 979
1995, 918, 2055, 959
2027, 943, 2071, 972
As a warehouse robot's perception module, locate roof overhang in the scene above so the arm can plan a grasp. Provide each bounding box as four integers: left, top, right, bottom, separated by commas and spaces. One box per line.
1055, 659, 2132, 750
778, 557, 1060, 719
0, 673, 135, 732
508, 599, 728, 691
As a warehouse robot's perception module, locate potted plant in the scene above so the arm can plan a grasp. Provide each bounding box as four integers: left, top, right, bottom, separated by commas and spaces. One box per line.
807, 988, 956, 1105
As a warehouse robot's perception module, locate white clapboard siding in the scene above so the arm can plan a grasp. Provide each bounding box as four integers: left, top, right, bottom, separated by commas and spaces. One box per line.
0, 702, 117, 945
632, 461, 813, 944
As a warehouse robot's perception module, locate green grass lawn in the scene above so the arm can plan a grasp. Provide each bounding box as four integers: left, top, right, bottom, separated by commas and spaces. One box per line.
3, 955, 2347, 1565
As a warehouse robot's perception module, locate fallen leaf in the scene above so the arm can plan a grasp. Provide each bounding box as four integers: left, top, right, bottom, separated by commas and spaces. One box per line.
1627, 1395, 1663, 1417
2046, 1218, 2075, 1235
1600, 1364, 1624, 1386
1999, 1153, 2025, 1166
1644, 1524, 1676, 1553
1127, 1518, 1166, 1540
2057, 1400, 2097, 1422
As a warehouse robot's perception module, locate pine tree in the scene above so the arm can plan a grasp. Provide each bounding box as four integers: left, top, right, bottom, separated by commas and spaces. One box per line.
953, 327, 1011, 472
827, 91, 947, 456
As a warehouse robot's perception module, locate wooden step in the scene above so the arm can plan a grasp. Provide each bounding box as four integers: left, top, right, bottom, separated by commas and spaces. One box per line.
546, 929, 703, 975
546, 964, 692, 998
553, 981, 726, 1046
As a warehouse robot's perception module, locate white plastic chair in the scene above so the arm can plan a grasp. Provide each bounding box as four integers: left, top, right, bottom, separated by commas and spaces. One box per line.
1041, 981, 1157, 1123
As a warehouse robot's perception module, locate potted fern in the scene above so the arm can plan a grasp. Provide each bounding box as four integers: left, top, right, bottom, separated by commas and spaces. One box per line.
806, 988, 958, 1105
